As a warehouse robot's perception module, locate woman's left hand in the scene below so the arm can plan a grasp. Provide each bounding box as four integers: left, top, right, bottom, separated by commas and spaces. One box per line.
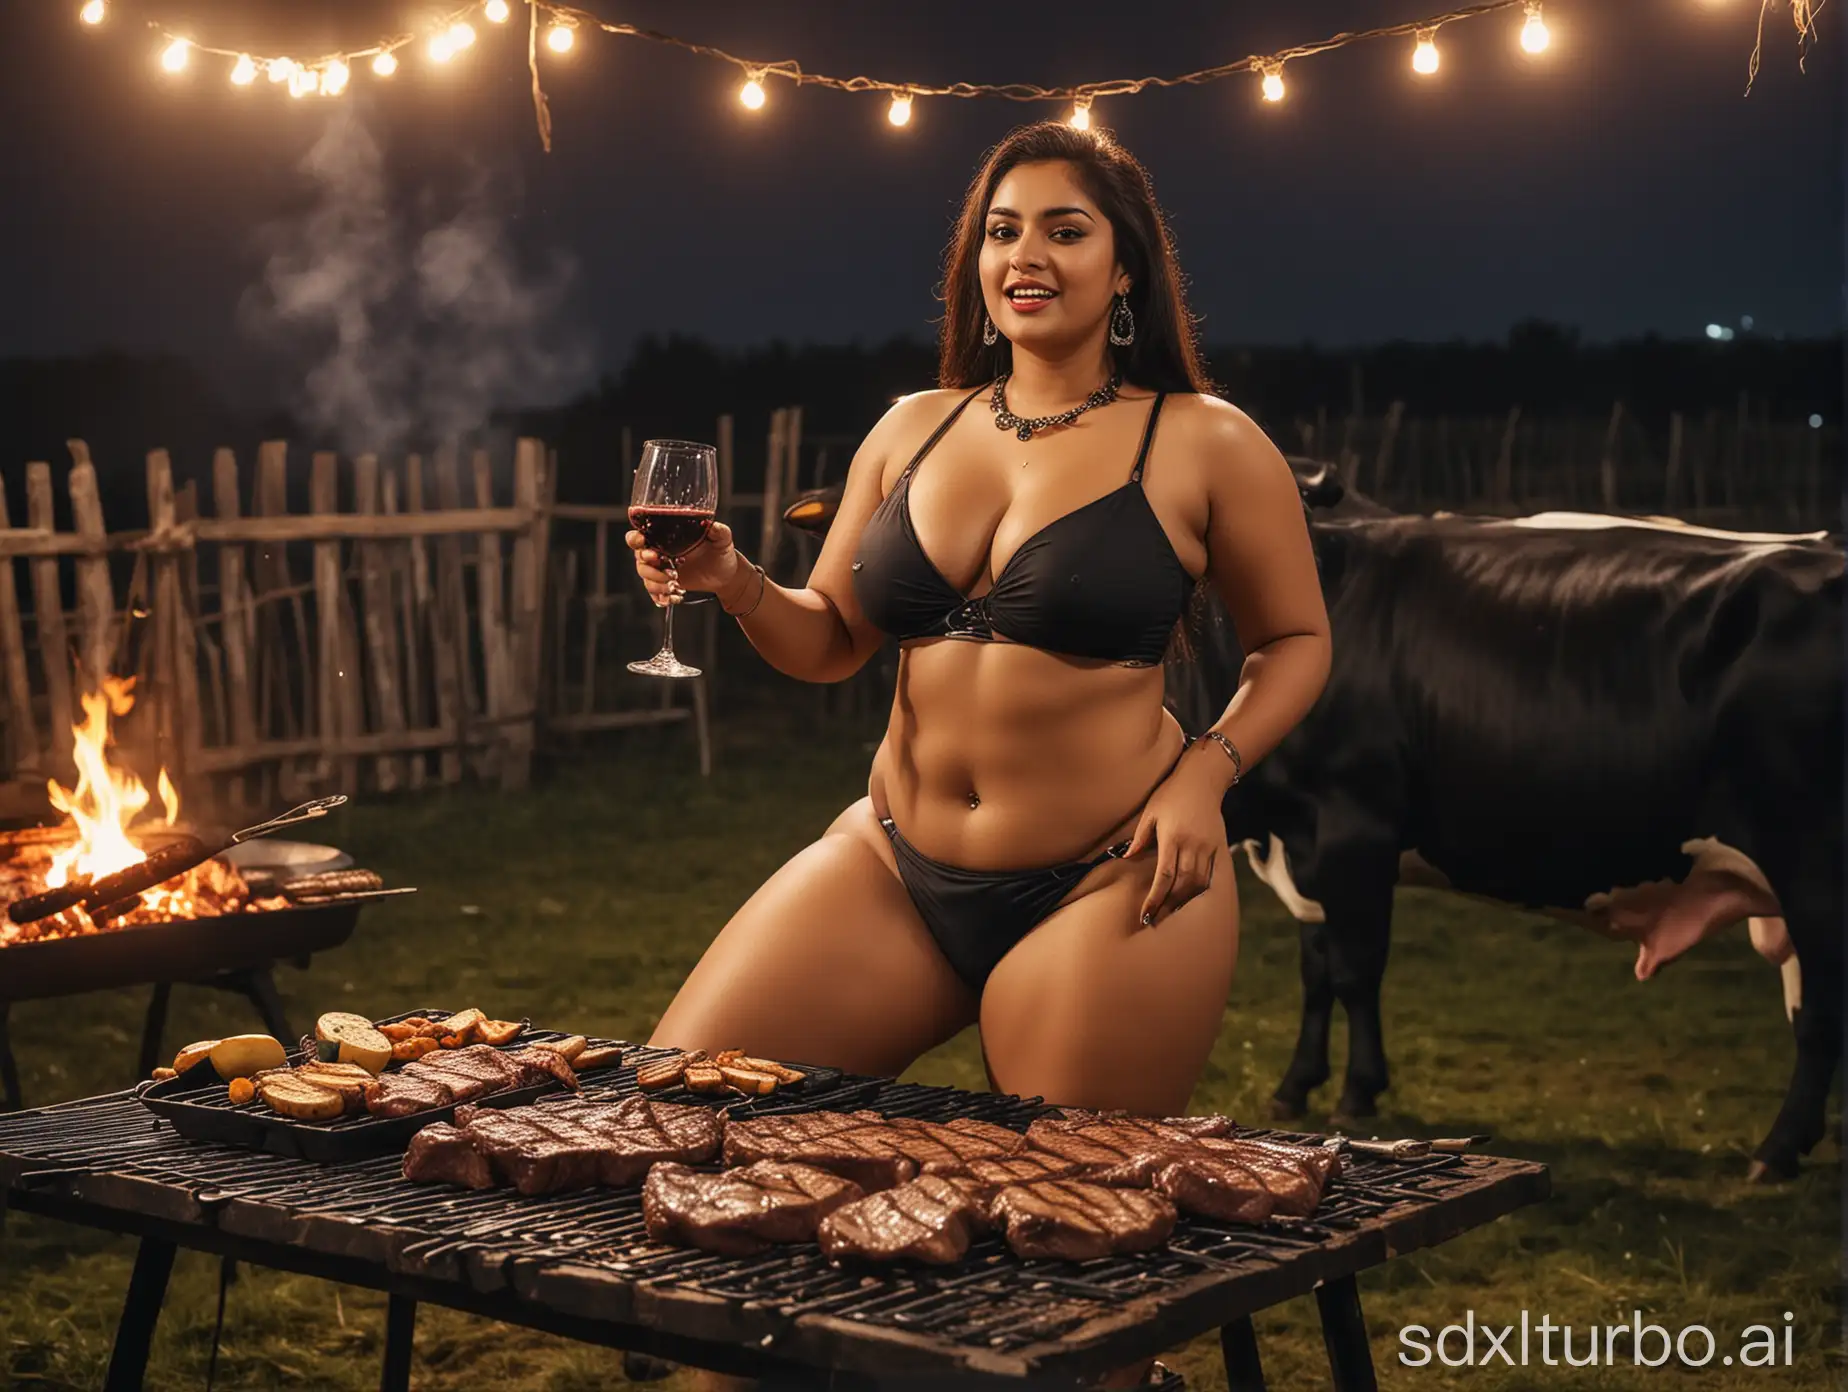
1123, 749, 1234, 927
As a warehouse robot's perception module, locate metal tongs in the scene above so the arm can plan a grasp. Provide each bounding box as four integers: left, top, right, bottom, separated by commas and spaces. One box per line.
6, 796, 349, 925
1324, 1133, 1492, 1161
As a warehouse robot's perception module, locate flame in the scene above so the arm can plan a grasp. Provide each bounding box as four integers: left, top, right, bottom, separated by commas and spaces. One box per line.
42, 678, 192, 916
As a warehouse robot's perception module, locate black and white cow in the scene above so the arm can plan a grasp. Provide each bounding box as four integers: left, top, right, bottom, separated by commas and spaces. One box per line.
1171, 510, 1842, 1182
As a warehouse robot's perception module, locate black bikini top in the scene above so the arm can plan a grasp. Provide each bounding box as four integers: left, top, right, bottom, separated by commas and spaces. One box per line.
851, 385, 1195, 668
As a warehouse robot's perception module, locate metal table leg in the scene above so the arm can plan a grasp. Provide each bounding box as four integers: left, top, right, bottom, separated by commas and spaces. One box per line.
0, 1003, 20, 1111
1221, 1314, 1268, 1391
104, 1235, 177, 1392
1315, 1274, 1379, 1392
136, 983, 172, 1082
381, 1294, 416, 1392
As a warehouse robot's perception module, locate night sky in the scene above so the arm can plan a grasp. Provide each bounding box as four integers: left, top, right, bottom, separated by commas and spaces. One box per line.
1, 0, 1839, 409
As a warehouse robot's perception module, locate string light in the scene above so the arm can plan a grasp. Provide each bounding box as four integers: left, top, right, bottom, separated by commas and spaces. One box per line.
230, 53, 257, 85
450, 22, 477, 50
887, 91, 913, 126
321, 58, 350, 96
79, 0, 105, 26
1259, 61, 1285, 102
372, 51, 398, 76
484, 0, 511, 21
430, 30, 458, 62
1520, 1, 1551, 53
289, 66, 319, 98
547, 21, 576, 53
1413, 27, 1441, 74
1068, 96, 1092, 129
268, 56, 296, 84
740, 71, 767, 109
159, 37, 190, 73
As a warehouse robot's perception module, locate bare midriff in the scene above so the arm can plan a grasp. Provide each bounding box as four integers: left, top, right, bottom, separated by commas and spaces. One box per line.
868, 636, 1187, 869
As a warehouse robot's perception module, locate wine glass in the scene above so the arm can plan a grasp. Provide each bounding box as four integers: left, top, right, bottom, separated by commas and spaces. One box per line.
627, 439, 719, 679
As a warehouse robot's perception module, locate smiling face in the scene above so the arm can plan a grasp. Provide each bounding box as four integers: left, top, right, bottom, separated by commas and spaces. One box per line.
979, 160, 1128, 355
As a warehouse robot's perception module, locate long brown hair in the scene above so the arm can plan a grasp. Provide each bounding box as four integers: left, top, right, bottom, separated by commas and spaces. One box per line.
937, 122, 1210, 395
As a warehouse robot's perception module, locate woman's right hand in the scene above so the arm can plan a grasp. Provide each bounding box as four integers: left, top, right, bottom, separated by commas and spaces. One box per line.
627, 521, 742, 606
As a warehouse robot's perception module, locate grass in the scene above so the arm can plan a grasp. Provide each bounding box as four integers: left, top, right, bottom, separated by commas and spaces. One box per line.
0, 719, 1840, 1390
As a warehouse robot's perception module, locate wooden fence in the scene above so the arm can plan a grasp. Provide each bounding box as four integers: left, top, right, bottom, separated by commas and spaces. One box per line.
0, 411, 811, 814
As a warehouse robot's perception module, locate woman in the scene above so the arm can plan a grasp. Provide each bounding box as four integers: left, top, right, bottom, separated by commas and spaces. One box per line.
632, 121, 1328, 1144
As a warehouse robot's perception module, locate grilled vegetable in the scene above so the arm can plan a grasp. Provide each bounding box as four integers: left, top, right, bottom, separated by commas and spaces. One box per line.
150, 1066, 178, 1082
684, 1062, 727, 1093
536, 1035, 588, 1063
719, 1066, 779, 1097
477, 1019, 524, 1046
313, 1013, 393, 1075
637, 1053, 690, 1091
172, 1040, 221, 1074
740, 1057, 806, 1085
379, 1018, 431, 1043
392, 1037, 441, 1063
438, 1008, 486, 1042
257, 1074, 346, 1121
280, 869, 384, 901
210, 1035, 288, 1081
574, 1046, 623, 1071
227, 1077, 256, 1105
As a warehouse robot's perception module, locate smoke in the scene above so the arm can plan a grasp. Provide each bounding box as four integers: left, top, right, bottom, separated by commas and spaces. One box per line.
243, 107, 592, 457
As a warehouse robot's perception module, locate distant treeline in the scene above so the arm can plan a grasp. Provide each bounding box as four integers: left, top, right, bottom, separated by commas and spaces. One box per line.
1, 323, 1838, 515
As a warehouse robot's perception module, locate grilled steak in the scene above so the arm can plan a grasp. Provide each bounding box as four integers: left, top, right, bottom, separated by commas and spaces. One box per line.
988, 1180, 1177, 1262
402, 1122, 496, 1189
953, 1152, 1089, 1195
817, 1174, 991, 1265
722, 1111, 1021, 1191
364, 1043, 580, 1119
1051, 1109, 1235, 1140
365, 1074, 452, 1118
644, 1161, 864, 1255
1194, 1138, 1324, 1216
1149, 1151, 1274, 1224
1024, 1114, 1250, 1186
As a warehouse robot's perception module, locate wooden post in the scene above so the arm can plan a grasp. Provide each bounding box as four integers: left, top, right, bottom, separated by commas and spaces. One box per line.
1664, 412, 1685, 513
385, 464, 428, 790
1371, 402, 1404, 501
502, 438, 547, 790
1695, 412, 1716, 515
620, 426, 635, 497
582, 519, 607, 718
783, 406, 804, 515
1493, 407, 1521, 508
24, 463, 74, 772
144, 452, 179, 774
0, 476, 41, 775
431, 447, 475, 780
354, 454, 405, 793
1804, 423, 1822, 528
309, 452, 355, 792
413, 455, 463, 786
65, 444, 115, 699
1729, 391, 1747, 512
473, 449, 511, 781
760, 409, 788, 575
212, 449, 259, 811
173, 475, 206, 784
717, 414, 735, 521
1598, 402, 1623, 513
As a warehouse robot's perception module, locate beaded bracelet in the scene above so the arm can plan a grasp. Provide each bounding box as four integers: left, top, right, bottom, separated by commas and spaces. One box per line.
1198, 730, 1243, 784
725, 561, 768, 619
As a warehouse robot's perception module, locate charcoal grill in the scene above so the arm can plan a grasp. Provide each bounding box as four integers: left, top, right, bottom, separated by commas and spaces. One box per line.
0, 1047, 1549, 1391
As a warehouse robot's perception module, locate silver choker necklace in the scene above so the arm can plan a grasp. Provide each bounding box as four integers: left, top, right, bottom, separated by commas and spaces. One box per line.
990, 371, 1122, 442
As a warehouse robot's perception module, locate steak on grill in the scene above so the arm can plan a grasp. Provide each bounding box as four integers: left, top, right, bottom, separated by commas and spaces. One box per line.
721, 1111, 1024, 1192
644, 1160, 864, 1255
1148, 1150, 1274, 1224
816, 1174, 992, 1265
365, 1043, 579, 1118
1022, 1115, 1227, 1185
988, 1180, 1177, 1262
403, 1095, 723, 1195
402, 1122, 497, 1189
1192, 1138, 1326, 1216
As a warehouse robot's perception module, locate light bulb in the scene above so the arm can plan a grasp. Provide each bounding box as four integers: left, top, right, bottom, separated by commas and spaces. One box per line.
887, 93, 912, 126
321, 58, 349, 96
430, 31, 457, 62
160, 38, 190, 73
1521, 3, 1551, 53
79, 0, 105, 25
449, 22, 476, 50
740, 76, 766, 109
485, 0, 511, 21
230, 54, 257, 85
289, 67, 318, 98
1412, 30, 1440, 75
373, 51, 398, 76
1260, 65, 1285, 102
1068, 99, 1091, 130
269, 56, 297, 83
546, 24, 575, 53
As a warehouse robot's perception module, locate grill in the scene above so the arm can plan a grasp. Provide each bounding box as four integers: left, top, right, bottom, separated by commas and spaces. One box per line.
0, 1044, 1550, 1390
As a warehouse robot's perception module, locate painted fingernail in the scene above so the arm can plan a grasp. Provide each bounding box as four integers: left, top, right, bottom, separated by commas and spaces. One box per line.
1141, 912, 1153, 927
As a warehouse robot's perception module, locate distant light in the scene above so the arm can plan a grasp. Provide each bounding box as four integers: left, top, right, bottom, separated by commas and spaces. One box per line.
546, 24, 575, 53
1068, 98, 1092, 129
373, 51, 398, 76
230, 54, 257, 85
269, 57, 297, 84
1412, 29, 1440, 75
741, 76, 767, 109
1260, 65, 1285, 102
484, 0, 511, 22
1740, 314, 1754, 330
160, 37, 191, 73
321, 58, 349, 96
1521, 2, 1551, 54
888, 92, 912, 126
79, 0, 105, 25
1810, 414, 1824, 429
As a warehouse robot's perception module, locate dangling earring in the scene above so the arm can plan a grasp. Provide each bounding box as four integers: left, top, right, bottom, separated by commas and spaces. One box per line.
982, 314, 998, 346
1109, 292, 1135, 347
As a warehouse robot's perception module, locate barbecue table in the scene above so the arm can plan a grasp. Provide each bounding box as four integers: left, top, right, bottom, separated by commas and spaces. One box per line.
0, 1046, 1549, 1391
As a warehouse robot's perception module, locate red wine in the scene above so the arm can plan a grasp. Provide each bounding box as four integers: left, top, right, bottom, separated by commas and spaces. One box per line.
630, 505, 714, 559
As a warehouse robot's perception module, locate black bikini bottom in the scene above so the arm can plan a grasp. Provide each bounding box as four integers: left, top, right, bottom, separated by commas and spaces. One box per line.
878, 736, 1193, 992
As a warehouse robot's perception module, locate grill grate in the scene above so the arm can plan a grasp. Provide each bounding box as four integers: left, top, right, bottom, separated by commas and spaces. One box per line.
0, 1053, 1546, 1371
